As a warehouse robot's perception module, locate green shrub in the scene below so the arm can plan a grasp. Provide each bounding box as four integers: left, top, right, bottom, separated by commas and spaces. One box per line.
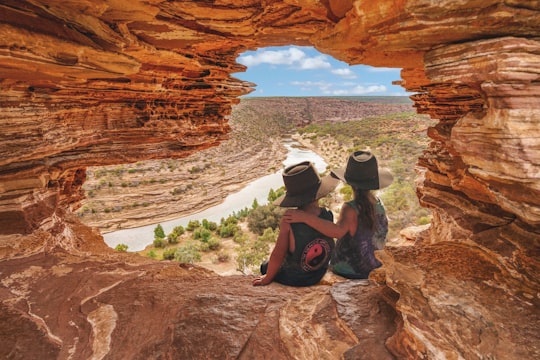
193, 228, 212, 242
175, 242, 201, 263
153, 238, 167, 248
247, 204, 284, 235
167, 225, 185, 244
167, 234, 179, 245
200, 237, 220, 252
235, 227, 276, 273
221, 215, 238, 226
380, 180, 425, 239
202, 219, 217, 231
162, 248, 176, 260
218, 223, 238, 238
232, 207, 250, 219
186, 220, 201, 231
233, 232, 249, 245
154, 224, 165, 239
318, 196, 331, 208
251, 199, 259, 210
267, 187, 285, 203
148, 250, 156, 258
114, 243, 128, 252
172, 225, 185, 236
258, 227, 278, 243
236, 236, 270, 274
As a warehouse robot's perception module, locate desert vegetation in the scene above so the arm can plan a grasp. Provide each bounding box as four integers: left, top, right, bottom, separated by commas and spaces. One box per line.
132, 187, 287, 274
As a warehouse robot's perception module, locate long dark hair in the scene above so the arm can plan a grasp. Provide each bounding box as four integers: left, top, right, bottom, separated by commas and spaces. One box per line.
353, 187, 377, 232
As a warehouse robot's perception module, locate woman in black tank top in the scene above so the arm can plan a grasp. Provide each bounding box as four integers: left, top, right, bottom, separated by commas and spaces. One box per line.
252, 161, 338, 287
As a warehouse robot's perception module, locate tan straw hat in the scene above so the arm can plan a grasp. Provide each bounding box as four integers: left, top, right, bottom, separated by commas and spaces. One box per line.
273, 161, 339, 207
331, 151, 393, 190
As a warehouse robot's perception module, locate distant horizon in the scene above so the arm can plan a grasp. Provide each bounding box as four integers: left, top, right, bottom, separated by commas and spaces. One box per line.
238, 95, 414, 103
239, 95, 412, 98
234, 46, 409, 97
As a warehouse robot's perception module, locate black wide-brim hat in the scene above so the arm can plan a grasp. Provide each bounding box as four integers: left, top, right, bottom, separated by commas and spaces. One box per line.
273, 161, 339, 208
331, 151, 393, 190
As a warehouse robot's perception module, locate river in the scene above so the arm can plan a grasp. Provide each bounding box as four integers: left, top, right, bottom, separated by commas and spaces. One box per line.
104, 141, 327, 251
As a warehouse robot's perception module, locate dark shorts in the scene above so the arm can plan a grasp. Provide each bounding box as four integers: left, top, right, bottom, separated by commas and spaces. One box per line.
260, 261, 326, 287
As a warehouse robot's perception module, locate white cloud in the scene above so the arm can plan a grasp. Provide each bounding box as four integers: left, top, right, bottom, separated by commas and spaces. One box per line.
352, 84, 387, 94
298, 56, 332, 70
238, 47, 331, 70
237, 47, 304, 66
330, 68, 357, 78
291, 80, 387, 96
291, 80, 331, 92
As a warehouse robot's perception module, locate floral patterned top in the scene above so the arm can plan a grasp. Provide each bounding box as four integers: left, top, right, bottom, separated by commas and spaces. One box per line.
330, 198, 388, 279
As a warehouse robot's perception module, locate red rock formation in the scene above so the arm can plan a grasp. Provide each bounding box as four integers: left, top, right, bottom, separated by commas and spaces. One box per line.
389, 35, 540, 359
0, 1, 538, 359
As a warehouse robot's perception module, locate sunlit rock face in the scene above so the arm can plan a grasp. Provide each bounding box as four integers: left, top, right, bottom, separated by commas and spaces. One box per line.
0, 246, 398, 360
0, 1, 538, 359
389, 36, 540, 358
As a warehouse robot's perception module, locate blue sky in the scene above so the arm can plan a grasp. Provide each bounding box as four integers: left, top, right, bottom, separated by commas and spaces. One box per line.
234, 46, 408, 97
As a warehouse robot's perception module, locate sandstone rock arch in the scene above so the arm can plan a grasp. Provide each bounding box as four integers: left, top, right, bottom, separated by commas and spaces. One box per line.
1, 1, 538, 358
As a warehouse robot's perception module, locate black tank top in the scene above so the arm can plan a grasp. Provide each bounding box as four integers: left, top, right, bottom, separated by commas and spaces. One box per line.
274, 208, 334, 286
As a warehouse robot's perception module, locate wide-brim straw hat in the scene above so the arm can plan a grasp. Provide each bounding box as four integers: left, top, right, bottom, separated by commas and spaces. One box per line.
331, 150, 393, 190
273, 161, 339, 207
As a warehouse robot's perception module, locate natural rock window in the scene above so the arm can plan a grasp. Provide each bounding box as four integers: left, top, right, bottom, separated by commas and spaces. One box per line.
0, 1, 538, 359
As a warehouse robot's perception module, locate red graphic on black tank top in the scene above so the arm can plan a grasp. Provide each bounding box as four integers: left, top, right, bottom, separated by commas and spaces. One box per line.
300, 238, 331, 272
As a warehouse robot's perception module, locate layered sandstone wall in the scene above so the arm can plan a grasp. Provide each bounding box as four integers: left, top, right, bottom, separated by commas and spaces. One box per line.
387, 36, 540, 359
0, 1, 538, 359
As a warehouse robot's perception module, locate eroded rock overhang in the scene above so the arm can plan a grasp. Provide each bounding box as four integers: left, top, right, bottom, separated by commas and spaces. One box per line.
0, 1, 539, 358
1, 0, 538, 233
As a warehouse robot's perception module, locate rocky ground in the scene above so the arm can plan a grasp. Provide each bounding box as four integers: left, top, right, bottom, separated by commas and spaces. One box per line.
0, 234, 399, 360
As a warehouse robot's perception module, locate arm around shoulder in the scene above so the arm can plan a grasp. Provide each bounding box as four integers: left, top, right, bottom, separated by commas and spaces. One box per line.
283, 207, 350, 239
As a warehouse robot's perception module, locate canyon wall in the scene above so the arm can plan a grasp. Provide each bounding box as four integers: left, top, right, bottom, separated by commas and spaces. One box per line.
0, 1, 538, 358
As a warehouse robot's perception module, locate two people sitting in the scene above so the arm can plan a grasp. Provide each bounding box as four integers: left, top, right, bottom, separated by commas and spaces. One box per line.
253, 150, 393, 287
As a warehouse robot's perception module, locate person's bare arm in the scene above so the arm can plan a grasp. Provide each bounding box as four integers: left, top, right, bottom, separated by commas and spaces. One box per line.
252, 218, 290, 286
283, 204, 357, 239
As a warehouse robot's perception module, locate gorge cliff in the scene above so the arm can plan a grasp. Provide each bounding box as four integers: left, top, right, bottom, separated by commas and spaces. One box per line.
0, 1, 538, 359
